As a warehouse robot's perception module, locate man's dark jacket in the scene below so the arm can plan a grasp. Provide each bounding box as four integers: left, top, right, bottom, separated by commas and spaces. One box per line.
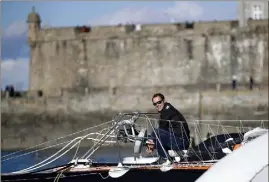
159, 102, 190, 139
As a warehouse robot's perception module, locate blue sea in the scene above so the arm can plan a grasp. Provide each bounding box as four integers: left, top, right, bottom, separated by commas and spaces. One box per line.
1, 147, 134, 173
1, 151, 72, 173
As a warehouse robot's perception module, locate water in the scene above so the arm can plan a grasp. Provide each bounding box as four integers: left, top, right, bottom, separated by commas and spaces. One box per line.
1, 146, 135, 173
1, 151, 71, 173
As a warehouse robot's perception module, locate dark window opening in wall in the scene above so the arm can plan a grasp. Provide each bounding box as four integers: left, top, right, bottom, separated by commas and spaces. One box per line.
185, 39, 193, 60
82, 39, 87, 60
31, 41, 37, 49
208, 28, 215, 35
105, 41, 119, 58
109, 36, 119, 39
34, 42, 40, 50
175, 23, 182, 30
231, 35, 236, 47
81, 39, 86, 44
112, 87, 116, 95
203, 35, 209, 52
37, 90, 43, 97
56, 42, 59, 54
231, 21, 238, 28
155, 40, 162, 53
231, 35, 236, 42
255, 25, 266, 33
185, 21, 194, 29
125, 24, 135, 33
75, 26, 91, 33
228, 35, 235, 43
62, 40, 67, 48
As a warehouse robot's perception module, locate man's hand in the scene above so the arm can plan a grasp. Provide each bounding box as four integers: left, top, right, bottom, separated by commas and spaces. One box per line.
146, 144, 154, 154
146, 139, 155, 154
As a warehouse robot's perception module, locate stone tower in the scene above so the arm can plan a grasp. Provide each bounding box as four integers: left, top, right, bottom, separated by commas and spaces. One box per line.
27, 6, 41, 92
238, 1, 269, 27
26, 6, 41, 46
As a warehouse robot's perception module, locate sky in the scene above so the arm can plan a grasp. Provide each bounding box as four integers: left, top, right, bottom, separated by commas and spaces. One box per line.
1, 1, 238, 91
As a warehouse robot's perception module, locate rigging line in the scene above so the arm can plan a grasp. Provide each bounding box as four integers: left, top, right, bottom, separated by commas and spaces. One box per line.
131, 116, 268, 129
146, 115, 171, 161
140, 114, 169, 162
235, 126, 243, 141
115, 122, 122, 164
162, 118, 206, 161
72, 140, 82, 161
167, 121, 186, 163
207, 124, 227, 159
194, 121, 215, 162
14, 126, 111, 174
216, 120, 230, 144
14, 140, 81, 174
83, 126, 119, 159
83, 114, 125, 159
2, 131, 116, 162
12, 136, 85, 173
207, 124, 225, 151
215, 122, 221, 147
192, 121, 205, 163
131, 116, 269, 122
1, 120, 115, 159
97, 127, 116, 144
207, 124, 217, 159
197, 122, 216, 161
2, 140, 71, 162
180, 121, 204, 162
141, 114, 157, 164
219, 121, 240, 146
169, 124, 189, 163
237, 120, 244, 141
169, 121, 173, 152
260, 120, 265, 128
240, 120, 246, 134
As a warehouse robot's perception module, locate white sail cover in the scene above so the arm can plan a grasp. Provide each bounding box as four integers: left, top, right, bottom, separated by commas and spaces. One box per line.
196, 132, 268, 182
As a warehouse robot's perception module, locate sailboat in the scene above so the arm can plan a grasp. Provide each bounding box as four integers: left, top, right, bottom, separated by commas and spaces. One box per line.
1, 112, 268, 182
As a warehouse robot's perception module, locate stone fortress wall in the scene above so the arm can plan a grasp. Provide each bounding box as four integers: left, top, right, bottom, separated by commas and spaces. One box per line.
26, 9, 268, 96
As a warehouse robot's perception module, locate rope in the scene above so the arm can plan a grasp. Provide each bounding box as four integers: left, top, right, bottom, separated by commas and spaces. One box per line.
2, 131, 115, 162
12, 137, 83, 173
11, 123, 117, 174
1, 120, 115, 159
3, 114, 268, 175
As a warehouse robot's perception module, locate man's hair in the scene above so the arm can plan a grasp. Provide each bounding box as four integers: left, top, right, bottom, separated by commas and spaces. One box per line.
152, 93, 165, 102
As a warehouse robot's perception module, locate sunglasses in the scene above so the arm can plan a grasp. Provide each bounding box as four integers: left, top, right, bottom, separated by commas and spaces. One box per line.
153, 100, 163, 106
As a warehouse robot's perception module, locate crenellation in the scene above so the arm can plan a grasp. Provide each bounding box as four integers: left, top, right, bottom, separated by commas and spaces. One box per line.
26, 8, 268, 96
137, 23, 178, 35
194, 20, 234, 34
247, 19, 268, 27
32, 19, 268, 43
82, 25, 123, 38
38, 27, 77, 42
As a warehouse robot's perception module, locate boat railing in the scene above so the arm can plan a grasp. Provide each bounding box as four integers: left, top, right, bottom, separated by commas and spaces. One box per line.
1, 112, 268, 174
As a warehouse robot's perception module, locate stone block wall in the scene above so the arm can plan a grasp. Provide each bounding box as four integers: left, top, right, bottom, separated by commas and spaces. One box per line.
28, 19, 268, 95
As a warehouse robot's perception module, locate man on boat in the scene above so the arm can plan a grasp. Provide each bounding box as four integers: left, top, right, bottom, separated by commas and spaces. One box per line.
146, 93, 190, 162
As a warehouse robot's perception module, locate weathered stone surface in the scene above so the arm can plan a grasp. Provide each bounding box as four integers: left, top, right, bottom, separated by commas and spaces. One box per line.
1, 89, 268, 150
27, 19, 268, 95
